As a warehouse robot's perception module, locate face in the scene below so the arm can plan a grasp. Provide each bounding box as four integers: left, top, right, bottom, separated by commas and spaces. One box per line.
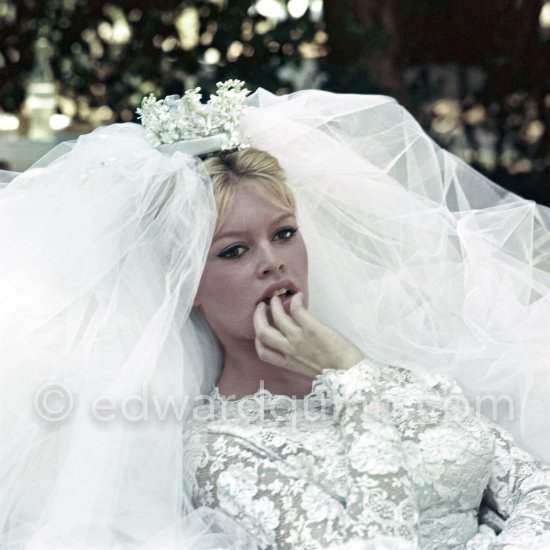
194, 183, 308, 345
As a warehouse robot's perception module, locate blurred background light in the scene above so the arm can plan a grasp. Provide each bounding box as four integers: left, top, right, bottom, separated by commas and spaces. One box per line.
288, 0, 308, 19
204, 47, 221, 65
254, 0, 287, 21
100, 5, 132, 45
176, 7, 200, 51
0, 113, 19, 131
227, 41, 244, 62
309, 0, 323, 21
49, 113, 71, 131
540, 1, 550, 28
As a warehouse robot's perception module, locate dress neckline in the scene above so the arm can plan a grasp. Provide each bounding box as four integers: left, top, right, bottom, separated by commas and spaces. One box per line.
210, 376, 332, 413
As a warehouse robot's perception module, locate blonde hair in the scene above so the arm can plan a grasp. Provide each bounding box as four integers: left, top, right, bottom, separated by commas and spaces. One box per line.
203, 148, 296, 234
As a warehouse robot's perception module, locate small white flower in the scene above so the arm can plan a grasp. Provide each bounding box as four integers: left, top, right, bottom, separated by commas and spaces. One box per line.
348, 429, 401, 475
266, 477, 284, 494
301, 485, 341, 521
217, 463, 258, 512
286, 452, 317, 474
241, 497, 280, 548
251, 496, 280, 531
137, 80, 250, 149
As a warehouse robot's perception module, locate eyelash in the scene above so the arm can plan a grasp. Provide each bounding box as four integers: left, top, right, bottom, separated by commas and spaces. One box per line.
217, 227, 299, 260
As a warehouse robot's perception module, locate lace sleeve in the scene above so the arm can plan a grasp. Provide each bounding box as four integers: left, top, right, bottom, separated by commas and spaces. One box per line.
192, 360, 418, 550
480, 420, 550, 549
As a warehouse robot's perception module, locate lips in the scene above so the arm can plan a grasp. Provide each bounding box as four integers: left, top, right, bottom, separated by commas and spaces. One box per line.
257, 279, 298, 306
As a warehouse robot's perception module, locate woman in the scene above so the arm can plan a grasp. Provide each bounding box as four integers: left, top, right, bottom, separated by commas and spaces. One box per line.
194, 148, 362, 397
182, 146, 550, 549
1, 87, 550, 548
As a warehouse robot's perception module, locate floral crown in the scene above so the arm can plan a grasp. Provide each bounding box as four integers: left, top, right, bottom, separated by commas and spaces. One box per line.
137, 80, 250, 157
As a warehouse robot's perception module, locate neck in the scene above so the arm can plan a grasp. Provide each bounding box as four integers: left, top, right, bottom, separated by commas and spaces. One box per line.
216, 339, 314, 399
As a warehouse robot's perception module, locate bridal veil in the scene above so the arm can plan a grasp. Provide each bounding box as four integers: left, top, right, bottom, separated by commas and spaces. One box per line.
1, 88, 549, 548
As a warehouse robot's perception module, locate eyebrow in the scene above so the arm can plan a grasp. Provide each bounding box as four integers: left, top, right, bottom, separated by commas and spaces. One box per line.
213, 212, 296, 243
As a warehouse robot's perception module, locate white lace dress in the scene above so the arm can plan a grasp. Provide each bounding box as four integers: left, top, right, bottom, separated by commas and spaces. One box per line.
183, 361, 550, 549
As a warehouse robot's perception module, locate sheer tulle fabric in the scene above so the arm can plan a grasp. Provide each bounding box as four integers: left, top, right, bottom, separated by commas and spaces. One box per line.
243, 90, 550, 463
1, 89, 550, 548
0, 125, 247, 548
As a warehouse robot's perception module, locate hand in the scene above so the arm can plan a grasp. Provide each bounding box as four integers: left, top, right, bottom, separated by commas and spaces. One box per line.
253, 292, 364, 377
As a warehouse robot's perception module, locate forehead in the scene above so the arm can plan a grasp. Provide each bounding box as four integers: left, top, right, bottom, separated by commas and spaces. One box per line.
216, 186, 295, 236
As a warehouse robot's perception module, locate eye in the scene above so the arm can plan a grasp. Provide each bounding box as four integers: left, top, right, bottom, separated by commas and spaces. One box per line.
274, 227, 298, 241
217, 244, 248, 260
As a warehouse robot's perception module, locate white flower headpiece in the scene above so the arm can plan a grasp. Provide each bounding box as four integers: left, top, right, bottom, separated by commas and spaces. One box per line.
137, 79, 250, 156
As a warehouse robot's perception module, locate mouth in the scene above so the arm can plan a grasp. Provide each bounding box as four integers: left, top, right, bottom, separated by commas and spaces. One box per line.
257, 281, 299, 307
261, 288, 296, 306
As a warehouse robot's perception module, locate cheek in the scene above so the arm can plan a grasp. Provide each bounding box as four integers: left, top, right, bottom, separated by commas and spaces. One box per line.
195, 262, 257, 340
292, 236, 308, 273
196, 265, 228, 306
195, 262, 250, 314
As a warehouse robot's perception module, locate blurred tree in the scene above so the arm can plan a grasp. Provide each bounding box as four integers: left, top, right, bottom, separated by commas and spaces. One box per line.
324, 0, 550, 204
0, 0, 325, 125
323, 0, 402, 97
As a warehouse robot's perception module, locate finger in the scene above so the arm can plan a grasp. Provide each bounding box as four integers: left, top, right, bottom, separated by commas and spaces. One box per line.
253, 303, 290, 352
253, 301, 272, 334
255, 337, 308, 375
289, 293, 332, 338
270, 294, 299, 336
254, 336, 288, 369
289, 292, 316, 325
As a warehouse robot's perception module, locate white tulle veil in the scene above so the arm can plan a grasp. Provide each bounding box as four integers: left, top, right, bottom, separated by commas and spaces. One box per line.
1, 88, 550, 548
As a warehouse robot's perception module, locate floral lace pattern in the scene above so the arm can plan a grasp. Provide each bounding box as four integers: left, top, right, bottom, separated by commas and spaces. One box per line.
183, 361, 550, 549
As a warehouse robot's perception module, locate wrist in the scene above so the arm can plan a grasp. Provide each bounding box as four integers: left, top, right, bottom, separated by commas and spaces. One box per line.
334, 345, 364, 371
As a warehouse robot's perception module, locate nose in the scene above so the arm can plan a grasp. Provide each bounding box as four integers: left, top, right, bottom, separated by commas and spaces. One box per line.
256, 244, 285, 277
